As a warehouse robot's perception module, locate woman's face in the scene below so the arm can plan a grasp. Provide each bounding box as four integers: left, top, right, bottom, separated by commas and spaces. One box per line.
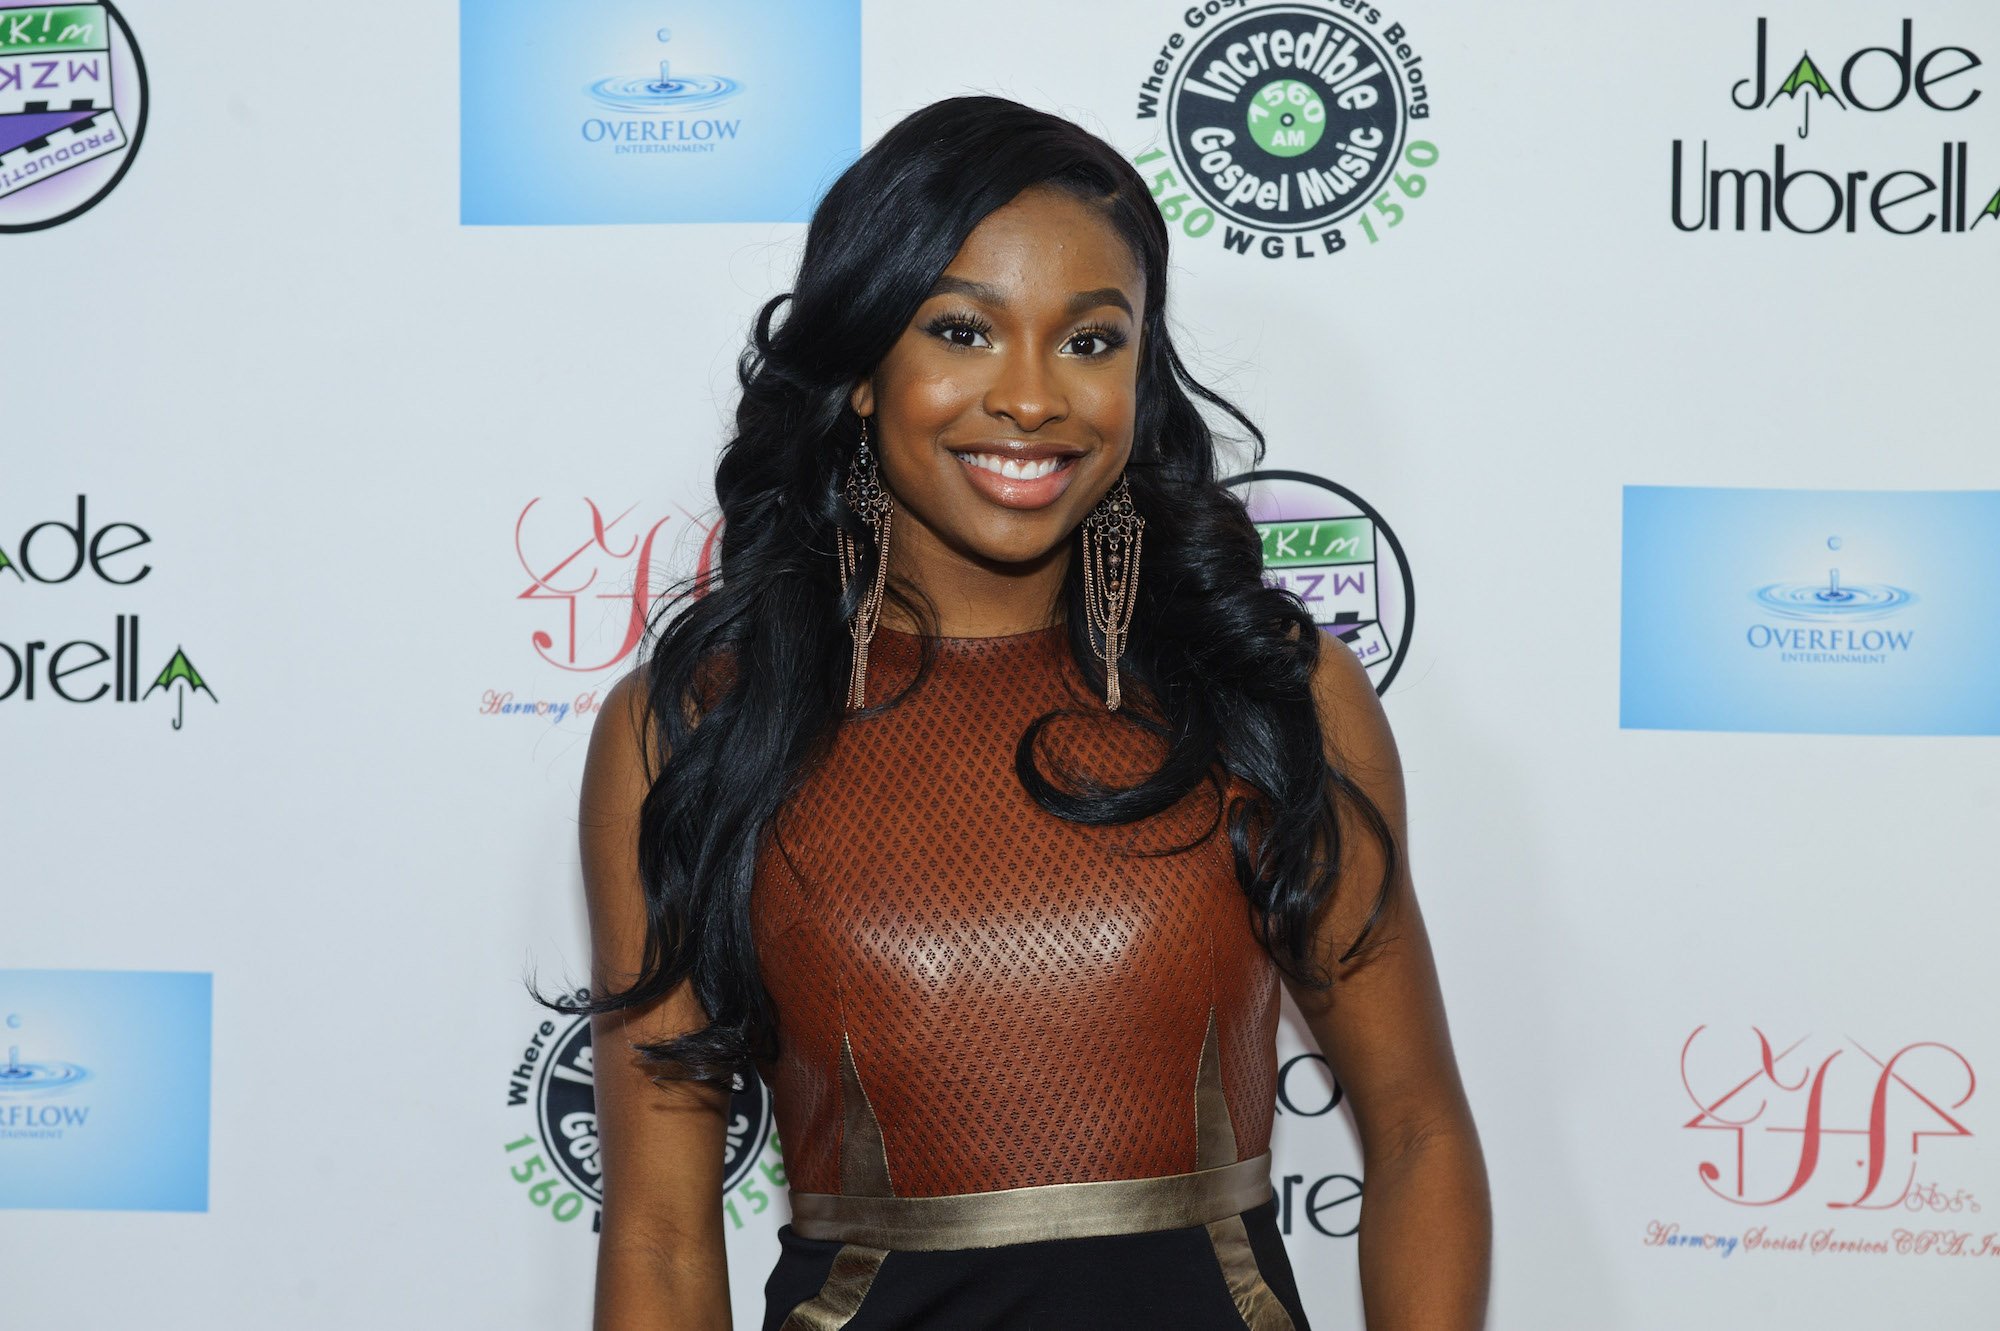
850, 185, 1146, 576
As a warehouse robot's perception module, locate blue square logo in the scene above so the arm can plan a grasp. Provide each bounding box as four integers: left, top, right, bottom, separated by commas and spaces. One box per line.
460, 0, 861, 225
1620, 486, 2000, 736
0, 969, 213, 1212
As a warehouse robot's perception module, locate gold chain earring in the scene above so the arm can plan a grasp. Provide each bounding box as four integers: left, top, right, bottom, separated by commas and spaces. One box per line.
1081, 473, 1144, 711
835, 416, 893, 710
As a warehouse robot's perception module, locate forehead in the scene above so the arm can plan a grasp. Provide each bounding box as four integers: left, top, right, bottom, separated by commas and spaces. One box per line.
940, 186, 1145, 307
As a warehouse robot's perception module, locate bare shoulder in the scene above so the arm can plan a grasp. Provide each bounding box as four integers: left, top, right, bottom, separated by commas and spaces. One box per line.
581, 666, 659, 826
1306, 630, 1405, 810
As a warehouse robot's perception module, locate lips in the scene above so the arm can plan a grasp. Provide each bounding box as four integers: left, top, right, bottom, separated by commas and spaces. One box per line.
948, 444, 1082, 511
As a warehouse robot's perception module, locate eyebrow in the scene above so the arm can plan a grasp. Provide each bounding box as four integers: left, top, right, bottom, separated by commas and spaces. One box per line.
927, 274, 1134, 319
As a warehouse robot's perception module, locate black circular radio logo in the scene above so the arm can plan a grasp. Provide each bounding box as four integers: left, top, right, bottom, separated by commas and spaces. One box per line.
1168, 5, 1405, 232
535, 1015, 773, 1202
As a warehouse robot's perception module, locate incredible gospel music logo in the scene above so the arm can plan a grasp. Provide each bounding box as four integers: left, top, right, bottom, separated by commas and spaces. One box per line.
1134, 0, 1439, 262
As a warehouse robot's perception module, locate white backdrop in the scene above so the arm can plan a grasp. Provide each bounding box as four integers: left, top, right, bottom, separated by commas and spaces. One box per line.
5, 1, 1997, 1327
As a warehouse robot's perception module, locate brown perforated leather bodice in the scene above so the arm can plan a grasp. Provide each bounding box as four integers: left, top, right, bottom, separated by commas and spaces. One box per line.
750, 623, 1280, 1199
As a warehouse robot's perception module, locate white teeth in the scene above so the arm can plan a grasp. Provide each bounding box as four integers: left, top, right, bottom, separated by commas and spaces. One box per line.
960, 452, 1062, 481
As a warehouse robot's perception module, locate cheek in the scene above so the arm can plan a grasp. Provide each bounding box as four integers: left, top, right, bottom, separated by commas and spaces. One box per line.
1077, 372, 1139, 441
901, 368, 980, 426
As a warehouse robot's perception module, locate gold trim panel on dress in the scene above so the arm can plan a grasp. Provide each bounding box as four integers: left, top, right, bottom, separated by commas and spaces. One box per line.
788, 1151, 1275, 1251
778, 1243, 887, 1331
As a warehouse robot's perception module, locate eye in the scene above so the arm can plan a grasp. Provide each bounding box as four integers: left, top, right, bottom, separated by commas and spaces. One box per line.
923, 311, 992, 349
1065, 324, 1129, 358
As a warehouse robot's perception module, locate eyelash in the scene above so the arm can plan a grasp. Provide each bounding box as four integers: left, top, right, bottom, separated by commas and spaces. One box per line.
921, 310, 1129, 358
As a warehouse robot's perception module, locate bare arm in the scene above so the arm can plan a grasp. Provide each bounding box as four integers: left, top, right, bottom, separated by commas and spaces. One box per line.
580, 670, 733, 1331
1285, 635, 1492, 1328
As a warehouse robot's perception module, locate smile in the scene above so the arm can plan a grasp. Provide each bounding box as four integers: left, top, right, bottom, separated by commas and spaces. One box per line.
956, 452, 1070, 481
947, 445, 1083, 512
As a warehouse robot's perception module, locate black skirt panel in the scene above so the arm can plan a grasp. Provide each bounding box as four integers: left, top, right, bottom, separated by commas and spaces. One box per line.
761, 1196, 1315, 1331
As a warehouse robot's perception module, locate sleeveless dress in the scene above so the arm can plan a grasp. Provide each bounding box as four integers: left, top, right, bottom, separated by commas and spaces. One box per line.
750, 623, 1312, 1330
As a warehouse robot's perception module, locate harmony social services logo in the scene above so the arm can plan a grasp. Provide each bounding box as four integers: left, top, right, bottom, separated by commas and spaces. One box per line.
1641, 1025, 1991, 1263
1225, 470, 1413, 692
480, 497, 716, 729
0, 0, 147, 232
503, 1006, 782, 1235
1135, 1, 1438, 261
1672, 17, 1996, 235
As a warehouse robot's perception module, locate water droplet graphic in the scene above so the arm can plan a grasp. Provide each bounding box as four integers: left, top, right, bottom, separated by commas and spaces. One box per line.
0, 1045, 89, 1093
1753, 568, 1914, 621
587, 59, 741, 113
1827, 535, 1842, 551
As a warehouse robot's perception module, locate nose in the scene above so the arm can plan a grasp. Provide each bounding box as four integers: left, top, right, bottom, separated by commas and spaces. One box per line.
982, 344, 1068, 433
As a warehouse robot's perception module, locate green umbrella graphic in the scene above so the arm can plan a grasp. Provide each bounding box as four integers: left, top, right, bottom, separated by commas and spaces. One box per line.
1767, 52, 1844, 139
143, 646, 218, 730
1975, 186, 2000, 230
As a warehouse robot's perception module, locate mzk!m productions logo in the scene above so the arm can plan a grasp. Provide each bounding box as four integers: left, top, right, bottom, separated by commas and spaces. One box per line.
0, 496, 216, 729
1225, 470, 1414, 693
502, 1005, 782, 1235
1135, 1, 1438, 261
0, 1, 148, 232
1673, 17, 1996, 234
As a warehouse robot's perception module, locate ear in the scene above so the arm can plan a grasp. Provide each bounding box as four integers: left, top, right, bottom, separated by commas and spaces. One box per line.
849, 380, 874, 418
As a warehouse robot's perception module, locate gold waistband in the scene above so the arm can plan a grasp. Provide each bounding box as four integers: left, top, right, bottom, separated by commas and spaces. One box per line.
787, 1152, 1273, 1252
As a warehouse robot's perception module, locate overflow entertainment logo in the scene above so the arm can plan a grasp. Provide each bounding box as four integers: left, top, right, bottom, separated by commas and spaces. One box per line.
1620, 486, 2000, 736
0, 969, 212, 1212
0, 496, 217, 730
1672, 17, 1995, 235
1135, 1, 1438, 261
460, 0, 859, 225
1225, 470, 1413, 692
0, 0, 146, 232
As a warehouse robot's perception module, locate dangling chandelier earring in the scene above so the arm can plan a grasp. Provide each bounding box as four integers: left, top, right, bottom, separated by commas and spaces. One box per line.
836, 416, 893, 710
1081, 474, 1144, 711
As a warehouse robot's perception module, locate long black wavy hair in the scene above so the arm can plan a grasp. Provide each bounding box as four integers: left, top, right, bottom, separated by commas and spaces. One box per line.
540, 96, 1396, 1085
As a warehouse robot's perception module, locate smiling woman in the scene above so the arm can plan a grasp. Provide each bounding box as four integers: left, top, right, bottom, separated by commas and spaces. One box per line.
544, 95, 1490, 1331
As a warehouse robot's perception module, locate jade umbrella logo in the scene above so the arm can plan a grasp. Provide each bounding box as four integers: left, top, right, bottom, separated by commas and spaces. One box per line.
0, 0, 148, 232
1136, 1, 1438, 261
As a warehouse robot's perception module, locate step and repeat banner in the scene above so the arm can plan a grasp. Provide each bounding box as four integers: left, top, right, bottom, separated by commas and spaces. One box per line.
4, 1, 1996, 1327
